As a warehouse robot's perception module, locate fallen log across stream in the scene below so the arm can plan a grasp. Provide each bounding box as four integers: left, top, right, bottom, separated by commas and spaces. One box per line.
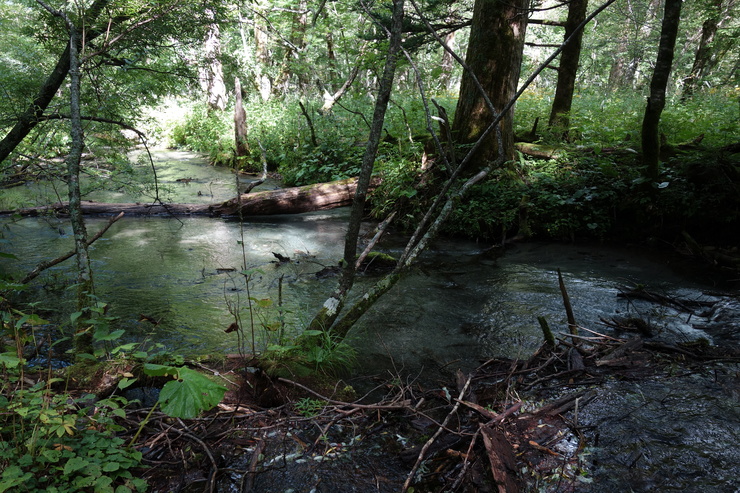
0, 177, 371, 218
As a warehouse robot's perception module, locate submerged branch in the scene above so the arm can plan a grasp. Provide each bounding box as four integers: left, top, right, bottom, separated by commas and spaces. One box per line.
20, 211, 124, 284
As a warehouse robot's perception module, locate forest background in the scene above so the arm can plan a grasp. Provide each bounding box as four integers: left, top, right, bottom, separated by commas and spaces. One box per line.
1, 0, 738, 246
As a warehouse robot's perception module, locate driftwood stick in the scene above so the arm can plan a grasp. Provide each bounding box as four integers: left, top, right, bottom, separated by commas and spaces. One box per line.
356, 210, 396, 269
557, 268, 578, 335
20, 211, 124, 284
579, 325, 623, 341
241, 438, 266, 493
538, 315, 556, 347
449, 427, 482, 491
480, 423, 520, 493
596, 337, 643, 366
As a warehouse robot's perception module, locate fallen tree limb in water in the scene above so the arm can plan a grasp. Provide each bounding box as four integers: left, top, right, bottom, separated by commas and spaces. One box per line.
0, 177, 373, 218
20, 211, 124, 284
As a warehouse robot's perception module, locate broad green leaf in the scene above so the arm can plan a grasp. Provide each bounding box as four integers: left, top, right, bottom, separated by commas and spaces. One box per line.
117, 377, 138, 390
157, 368, 227, 419
70, 310, 84, 324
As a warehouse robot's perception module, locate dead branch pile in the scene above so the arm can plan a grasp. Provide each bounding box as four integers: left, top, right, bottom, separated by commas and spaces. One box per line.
116, 331, 738, 493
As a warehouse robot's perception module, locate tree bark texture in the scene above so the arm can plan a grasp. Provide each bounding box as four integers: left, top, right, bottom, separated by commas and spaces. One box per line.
36, 0, 98, 356
452, 0, 528, 165
641, 0, 682, 181
201, 12, 227, 111
548, 0, 589, 134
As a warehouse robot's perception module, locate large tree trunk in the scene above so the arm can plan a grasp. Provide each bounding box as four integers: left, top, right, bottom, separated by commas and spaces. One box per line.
451, 0, 528, 165
548, 0, 589, 136
641, 0, 682, 182
682, 0, 727, 99
3, 177, 373, 218
201, 10, 227, 112
439, 30, 457, 92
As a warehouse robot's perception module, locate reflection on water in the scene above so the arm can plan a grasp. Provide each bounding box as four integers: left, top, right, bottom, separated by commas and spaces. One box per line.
1, 211, 354, 355
3, 216, 738, 366
577, 373, 740, 492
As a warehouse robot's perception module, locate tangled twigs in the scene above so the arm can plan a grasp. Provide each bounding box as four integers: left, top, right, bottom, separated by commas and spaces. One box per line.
277, 377, 412, 410
174, 418, 219, 493
402, 372, 472, 493
240, 437, 265, 493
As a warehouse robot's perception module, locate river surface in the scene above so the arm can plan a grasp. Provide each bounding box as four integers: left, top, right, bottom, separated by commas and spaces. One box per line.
2, 150, 739, 491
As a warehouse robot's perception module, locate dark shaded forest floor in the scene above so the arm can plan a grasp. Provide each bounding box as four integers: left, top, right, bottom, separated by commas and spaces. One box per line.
125, 327, 739, 493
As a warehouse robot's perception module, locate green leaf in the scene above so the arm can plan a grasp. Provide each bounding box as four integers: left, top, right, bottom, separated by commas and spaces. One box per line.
102, 462, 120, 472
70, 311, 84, 325
157, 368, 227, 419
95, 476, 115, 492
95, 329, 125, 341
41, 449, 62, 463
0, 352, 22, 368
63, 456, 90, 475
142, 363, 178, 378
117, 377, 137, 390
0, 467, 34, 493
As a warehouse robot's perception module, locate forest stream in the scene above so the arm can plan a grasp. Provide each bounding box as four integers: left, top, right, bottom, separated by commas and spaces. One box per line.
2, 150, 739, 492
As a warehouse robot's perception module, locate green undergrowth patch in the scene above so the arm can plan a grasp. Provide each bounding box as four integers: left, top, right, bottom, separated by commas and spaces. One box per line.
164, 88, 738, 245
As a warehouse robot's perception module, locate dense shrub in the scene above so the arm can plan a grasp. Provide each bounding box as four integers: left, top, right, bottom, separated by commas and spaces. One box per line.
161, 88, 739, 245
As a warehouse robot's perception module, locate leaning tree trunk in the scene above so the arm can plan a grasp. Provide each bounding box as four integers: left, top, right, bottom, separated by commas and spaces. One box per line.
641, 0, 682, 182
451, 0, 528, 166
326, 0, 619, 342
0, 0, 109, 165
307, 0, 405, 334
548, 0, 589, 137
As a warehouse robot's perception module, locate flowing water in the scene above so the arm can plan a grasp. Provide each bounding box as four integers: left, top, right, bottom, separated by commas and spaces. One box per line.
2, 150, 739, 491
